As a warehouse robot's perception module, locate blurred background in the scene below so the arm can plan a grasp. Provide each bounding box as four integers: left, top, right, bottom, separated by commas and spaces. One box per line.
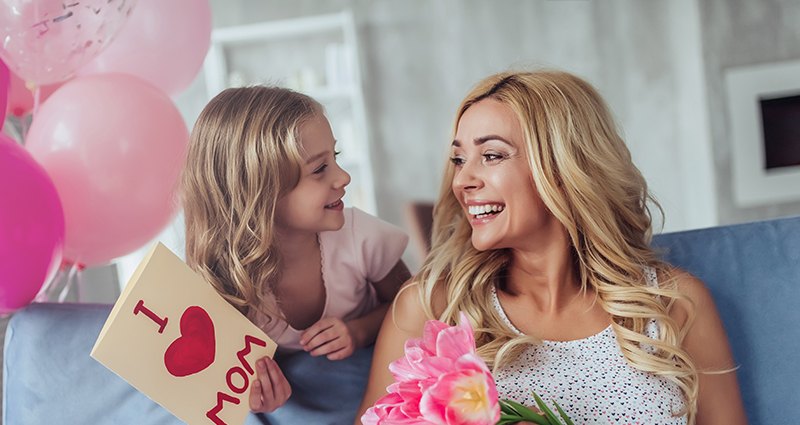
168, 0, 800, 272
6, 0, 800, 302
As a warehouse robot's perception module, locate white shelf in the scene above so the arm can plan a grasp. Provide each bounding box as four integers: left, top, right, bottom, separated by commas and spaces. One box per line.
203, 11, 377, 215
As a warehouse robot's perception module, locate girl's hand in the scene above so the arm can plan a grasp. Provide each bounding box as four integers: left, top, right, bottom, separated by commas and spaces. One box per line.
249, 356, 291, 413
300, 316, 357, 360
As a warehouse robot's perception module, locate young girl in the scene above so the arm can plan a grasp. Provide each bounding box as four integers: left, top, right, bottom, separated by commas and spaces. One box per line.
181, 86, 410, 417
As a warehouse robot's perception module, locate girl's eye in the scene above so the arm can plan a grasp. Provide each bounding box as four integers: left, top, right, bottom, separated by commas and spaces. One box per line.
484, 153, 503, 161
313, 164, 328, 175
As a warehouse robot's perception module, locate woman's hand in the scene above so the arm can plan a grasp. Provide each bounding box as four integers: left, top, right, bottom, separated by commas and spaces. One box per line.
248, 356, 291, 413
300, 316, 357, 360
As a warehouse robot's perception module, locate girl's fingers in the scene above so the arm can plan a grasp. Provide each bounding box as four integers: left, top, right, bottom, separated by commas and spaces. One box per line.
325, 345, 353, 361
249, 379, 263, 411
305, 328, 340, 352
249, 357, 291, 413
308, 335, 342, 356
265, 356, 291, 405
299, 317, 337, 346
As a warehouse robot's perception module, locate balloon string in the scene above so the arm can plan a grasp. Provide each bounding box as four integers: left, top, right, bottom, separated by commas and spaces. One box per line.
58, 262, 80, 302
32, 85, 41, 119
76, 266, 84, 302
20, 115, 29, 143
35, 267, 65, 302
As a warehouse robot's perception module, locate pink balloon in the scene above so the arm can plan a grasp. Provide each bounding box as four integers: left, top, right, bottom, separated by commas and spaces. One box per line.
0, 0, 137, 85
79, 0, 212, 97
6, 71, 64, 118
25, 74, 189, 267
0, 133, 64, 314
0, 60, 9, 124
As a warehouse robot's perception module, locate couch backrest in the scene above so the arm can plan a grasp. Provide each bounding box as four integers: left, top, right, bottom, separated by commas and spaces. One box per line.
652, 215, 800, 425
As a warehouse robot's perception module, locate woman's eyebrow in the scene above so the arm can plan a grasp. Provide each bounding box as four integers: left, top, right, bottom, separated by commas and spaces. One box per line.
451, 135, 512, 147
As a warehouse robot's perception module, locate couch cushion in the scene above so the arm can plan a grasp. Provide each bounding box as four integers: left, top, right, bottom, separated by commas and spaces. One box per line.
653, 215, 800, 425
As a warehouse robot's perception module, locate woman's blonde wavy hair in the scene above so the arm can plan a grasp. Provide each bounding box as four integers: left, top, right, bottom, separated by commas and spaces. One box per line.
181, 86, 320, 322
413, 69, 699, 422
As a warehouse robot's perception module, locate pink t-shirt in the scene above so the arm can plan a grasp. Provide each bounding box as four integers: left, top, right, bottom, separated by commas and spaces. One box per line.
252, 207, 409, 352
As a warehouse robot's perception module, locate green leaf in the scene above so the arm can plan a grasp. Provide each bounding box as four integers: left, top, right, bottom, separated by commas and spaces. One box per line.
530, 391, 562, 425
499, 399, 550, 425
499, 399, 522, 416
553, 401, 575, 425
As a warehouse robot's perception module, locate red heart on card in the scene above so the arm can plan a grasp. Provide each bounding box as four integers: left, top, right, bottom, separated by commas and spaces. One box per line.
164, 306, 216, 377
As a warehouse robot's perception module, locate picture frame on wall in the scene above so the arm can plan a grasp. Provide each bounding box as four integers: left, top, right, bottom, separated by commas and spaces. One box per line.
726, 59, 800, 207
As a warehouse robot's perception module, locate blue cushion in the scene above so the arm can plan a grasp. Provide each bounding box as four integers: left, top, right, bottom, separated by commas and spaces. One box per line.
652, 215, 800, 425
2, 302, 266, 425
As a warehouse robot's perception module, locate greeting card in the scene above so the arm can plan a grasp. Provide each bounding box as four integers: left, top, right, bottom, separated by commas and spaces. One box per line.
91, 242, 277, 425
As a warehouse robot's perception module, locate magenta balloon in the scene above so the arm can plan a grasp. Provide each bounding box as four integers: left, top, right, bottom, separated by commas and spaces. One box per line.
0, 59, 9, 124
79, 0, 212, 97
0, 134, 64, 314
0, 0, 137, 85
25, 74, 189, 267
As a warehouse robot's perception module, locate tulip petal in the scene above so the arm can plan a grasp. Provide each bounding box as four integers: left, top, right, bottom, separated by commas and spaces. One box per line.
435, 326, 475, 360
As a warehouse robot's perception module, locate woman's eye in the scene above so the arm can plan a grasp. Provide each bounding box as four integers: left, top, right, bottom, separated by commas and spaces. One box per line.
484, 153, 503, 161
450, 157, 465, 166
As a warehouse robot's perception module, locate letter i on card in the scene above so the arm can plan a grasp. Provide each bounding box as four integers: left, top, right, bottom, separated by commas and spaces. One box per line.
91, 242, 277, 425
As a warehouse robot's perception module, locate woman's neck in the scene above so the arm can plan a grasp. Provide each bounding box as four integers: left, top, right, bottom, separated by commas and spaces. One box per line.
504, 232, 582, 313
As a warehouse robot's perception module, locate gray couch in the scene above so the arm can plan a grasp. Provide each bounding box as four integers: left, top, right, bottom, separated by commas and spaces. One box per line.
4, 215, 800, 424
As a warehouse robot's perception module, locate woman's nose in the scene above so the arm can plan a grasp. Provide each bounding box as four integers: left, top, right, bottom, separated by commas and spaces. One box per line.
452, 160, 481, 191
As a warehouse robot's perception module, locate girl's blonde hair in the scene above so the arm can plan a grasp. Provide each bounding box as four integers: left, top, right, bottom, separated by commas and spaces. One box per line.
413, 69, 699, 422
181, 86, 320, 322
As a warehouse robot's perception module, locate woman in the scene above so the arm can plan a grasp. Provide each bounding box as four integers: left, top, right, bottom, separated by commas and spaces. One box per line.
357, 69, 746, 424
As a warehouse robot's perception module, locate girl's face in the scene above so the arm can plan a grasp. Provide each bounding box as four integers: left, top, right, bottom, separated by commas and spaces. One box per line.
451, 98, 559, 252
276, 113, 351, 235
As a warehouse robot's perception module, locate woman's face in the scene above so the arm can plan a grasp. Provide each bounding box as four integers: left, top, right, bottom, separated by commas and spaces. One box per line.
451, 98, 558, 252
276, 112, 351, 235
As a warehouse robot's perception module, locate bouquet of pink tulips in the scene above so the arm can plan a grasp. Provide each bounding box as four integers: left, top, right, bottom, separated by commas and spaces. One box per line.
362, 312, 574, 425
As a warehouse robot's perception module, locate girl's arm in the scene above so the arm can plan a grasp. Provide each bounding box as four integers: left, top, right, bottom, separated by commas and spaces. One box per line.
671, 269, 748, 425
300, 260, 411, 360
345, 259, 411, 348
354, 281, 430, 424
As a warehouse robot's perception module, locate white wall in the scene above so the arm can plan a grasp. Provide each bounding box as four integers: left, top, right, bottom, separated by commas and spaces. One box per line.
181, 0, 717, 242
154, 0, 800, 274
699, 0, 800, 225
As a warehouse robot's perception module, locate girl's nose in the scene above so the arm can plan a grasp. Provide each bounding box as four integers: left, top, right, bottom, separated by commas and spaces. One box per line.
334, 164, 351, 189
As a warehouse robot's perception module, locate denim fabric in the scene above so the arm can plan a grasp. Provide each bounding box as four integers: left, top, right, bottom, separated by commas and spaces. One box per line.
260, 346, 373, 425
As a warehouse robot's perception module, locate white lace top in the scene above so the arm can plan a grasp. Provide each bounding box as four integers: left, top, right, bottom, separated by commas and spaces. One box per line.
492, 268, 687, 424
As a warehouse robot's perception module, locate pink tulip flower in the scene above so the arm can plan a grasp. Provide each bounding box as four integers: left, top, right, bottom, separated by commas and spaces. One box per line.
363, 312, 500, 425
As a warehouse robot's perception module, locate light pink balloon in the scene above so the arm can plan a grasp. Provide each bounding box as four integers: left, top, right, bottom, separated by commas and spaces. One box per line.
25, 74, 189, 267
0, 0, 137, 85
0, 133, 64, 314
79, 0, 212, 97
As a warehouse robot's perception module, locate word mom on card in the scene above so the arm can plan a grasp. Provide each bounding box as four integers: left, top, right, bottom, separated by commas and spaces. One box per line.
92, 243, 277, 425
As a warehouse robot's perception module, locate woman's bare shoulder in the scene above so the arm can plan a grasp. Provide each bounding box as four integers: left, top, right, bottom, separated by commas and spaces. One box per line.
391, 278, 447, 333
654, 266, 715, 329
